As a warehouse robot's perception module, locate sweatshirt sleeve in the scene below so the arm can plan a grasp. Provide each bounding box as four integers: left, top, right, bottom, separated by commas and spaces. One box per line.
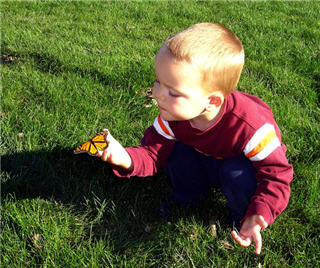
242, 123, 293, 225
112, 116, 176, 178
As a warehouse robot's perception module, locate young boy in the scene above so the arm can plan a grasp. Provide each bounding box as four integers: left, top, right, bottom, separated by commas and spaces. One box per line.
97, 23, 293, 255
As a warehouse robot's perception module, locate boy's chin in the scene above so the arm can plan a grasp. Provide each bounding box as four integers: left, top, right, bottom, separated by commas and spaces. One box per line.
160, 112, 175, 121
161, 114, 184, 122
160, 114, 171, 121
159, 110, 187, 121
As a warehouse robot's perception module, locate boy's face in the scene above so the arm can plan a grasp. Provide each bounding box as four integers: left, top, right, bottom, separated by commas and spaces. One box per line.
152, 47, 210, 122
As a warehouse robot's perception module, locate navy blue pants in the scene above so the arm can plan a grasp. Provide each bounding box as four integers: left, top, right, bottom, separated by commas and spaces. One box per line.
165, 142, 257, 224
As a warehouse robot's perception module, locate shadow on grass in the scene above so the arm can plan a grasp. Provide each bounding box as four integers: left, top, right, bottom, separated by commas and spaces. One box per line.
2, 149, 158, 207
2, 44, 148, 91
2, 149, 230, 252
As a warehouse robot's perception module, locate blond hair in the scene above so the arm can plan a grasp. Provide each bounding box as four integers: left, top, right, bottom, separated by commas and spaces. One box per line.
165, 23, 244, 96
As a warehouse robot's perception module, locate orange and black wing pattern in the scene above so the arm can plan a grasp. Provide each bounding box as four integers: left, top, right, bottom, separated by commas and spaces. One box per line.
74, 130, 109, 156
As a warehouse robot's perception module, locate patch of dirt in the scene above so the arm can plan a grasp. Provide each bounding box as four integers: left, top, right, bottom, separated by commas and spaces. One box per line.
1, 54, 17, 65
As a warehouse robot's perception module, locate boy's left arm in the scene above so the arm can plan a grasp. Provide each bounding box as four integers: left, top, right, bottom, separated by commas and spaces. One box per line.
245, 146, 293, 224
233, 144, 293, 254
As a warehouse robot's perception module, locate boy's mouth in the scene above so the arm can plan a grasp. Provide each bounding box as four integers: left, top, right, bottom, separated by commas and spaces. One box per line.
158, 105, 167, 111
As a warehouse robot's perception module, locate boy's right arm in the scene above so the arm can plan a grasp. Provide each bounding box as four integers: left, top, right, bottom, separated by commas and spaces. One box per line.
97, 131, 133, 171
98, 125, 176, 177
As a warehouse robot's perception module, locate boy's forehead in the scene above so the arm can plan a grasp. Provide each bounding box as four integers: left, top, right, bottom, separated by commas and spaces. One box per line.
157, 48, 202, 75
155, 48, 173, 72
156, 46, 173, 62
156, 46, 206, 72
155, 46, 192, 70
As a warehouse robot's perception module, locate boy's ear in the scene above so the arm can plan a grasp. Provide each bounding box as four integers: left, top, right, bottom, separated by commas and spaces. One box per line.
207, 92, 224, 109
209, 96, 222, 107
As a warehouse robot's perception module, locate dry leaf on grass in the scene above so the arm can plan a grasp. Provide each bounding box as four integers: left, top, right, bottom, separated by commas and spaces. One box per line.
209, 220, 217, 237
220, 240, 234, 251
17, 132, 24, 138
32, 234, 43, 250
190, 233, 197, 241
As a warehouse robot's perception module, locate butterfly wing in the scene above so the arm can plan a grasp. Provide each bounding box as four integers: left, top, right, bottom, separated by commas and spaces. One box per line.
74, 140, 98, 156
74, 130, 108, 156
91, 130, 108, 151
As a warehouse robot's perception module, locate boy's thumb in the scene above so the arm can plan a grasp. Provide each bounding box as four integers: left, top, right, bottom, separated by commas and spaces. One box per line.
102, 129, 114, 143
258, 215, 268, 230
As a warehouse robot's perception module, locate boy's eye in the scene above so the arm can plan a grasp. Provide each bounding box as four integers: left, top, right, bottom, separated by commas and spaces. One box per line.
169, 90, 179, 97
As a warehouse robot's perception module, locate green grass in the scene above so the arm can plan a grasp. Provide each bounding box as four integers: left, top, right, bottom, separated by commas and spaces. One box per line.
1, 1, 320, 267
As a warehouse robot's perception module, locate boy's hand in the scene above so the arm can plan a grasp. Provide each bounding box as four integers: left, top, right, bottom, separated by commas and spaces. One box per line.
231, 215, 268, 255
97, 130, 133, 171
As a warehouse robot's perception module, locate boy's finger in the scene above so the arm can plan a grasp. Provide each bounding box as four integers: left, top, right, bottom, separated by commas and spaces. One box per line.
231, 231, 251, 247
101, 150, 110, 162
257, 215, 268, 230
253, 231, 262, 255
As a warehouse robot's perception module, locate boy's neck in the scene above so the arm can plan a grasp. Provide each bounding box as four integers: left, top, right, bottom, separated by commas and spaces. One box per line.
190, 102, 225, 131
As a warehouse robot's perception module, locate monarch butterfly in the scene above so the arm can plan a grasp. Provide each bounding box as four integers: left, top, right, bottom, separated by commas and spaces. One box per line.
74, 130, 109, 156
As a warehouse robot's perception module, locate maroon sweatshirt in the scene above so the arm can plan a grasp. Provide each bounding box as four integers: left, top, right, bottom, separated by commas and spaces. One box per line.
113, 91, 293, 225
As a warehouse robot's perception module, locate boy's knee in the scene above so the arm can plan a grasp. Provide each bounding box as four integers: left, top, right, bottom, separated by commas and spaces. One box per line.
219, 157, 257, 223
219, 156, 256, 188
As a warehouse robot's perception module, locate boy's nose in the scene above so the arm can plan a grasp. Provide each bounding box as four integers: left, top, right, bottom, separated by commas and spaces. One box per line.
152, 83, 165, 102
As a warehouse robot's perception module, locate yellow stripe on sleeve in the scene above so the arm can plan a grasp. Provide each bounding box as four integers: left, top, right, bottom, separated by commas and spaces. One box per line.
243, 124, 281, 161
245, 131, 277, 158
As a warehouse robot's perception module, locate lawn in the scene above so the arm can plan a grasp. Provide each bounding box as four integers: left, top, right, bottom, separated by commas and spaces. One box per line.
1, 1, 320, 267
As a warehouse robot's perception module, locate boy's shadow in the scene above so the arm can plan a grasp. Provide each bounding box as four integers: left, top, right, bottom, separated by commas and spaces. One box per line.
2, 149, 100, 202
2, 149, 230, 252
2, 148, 158, 211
